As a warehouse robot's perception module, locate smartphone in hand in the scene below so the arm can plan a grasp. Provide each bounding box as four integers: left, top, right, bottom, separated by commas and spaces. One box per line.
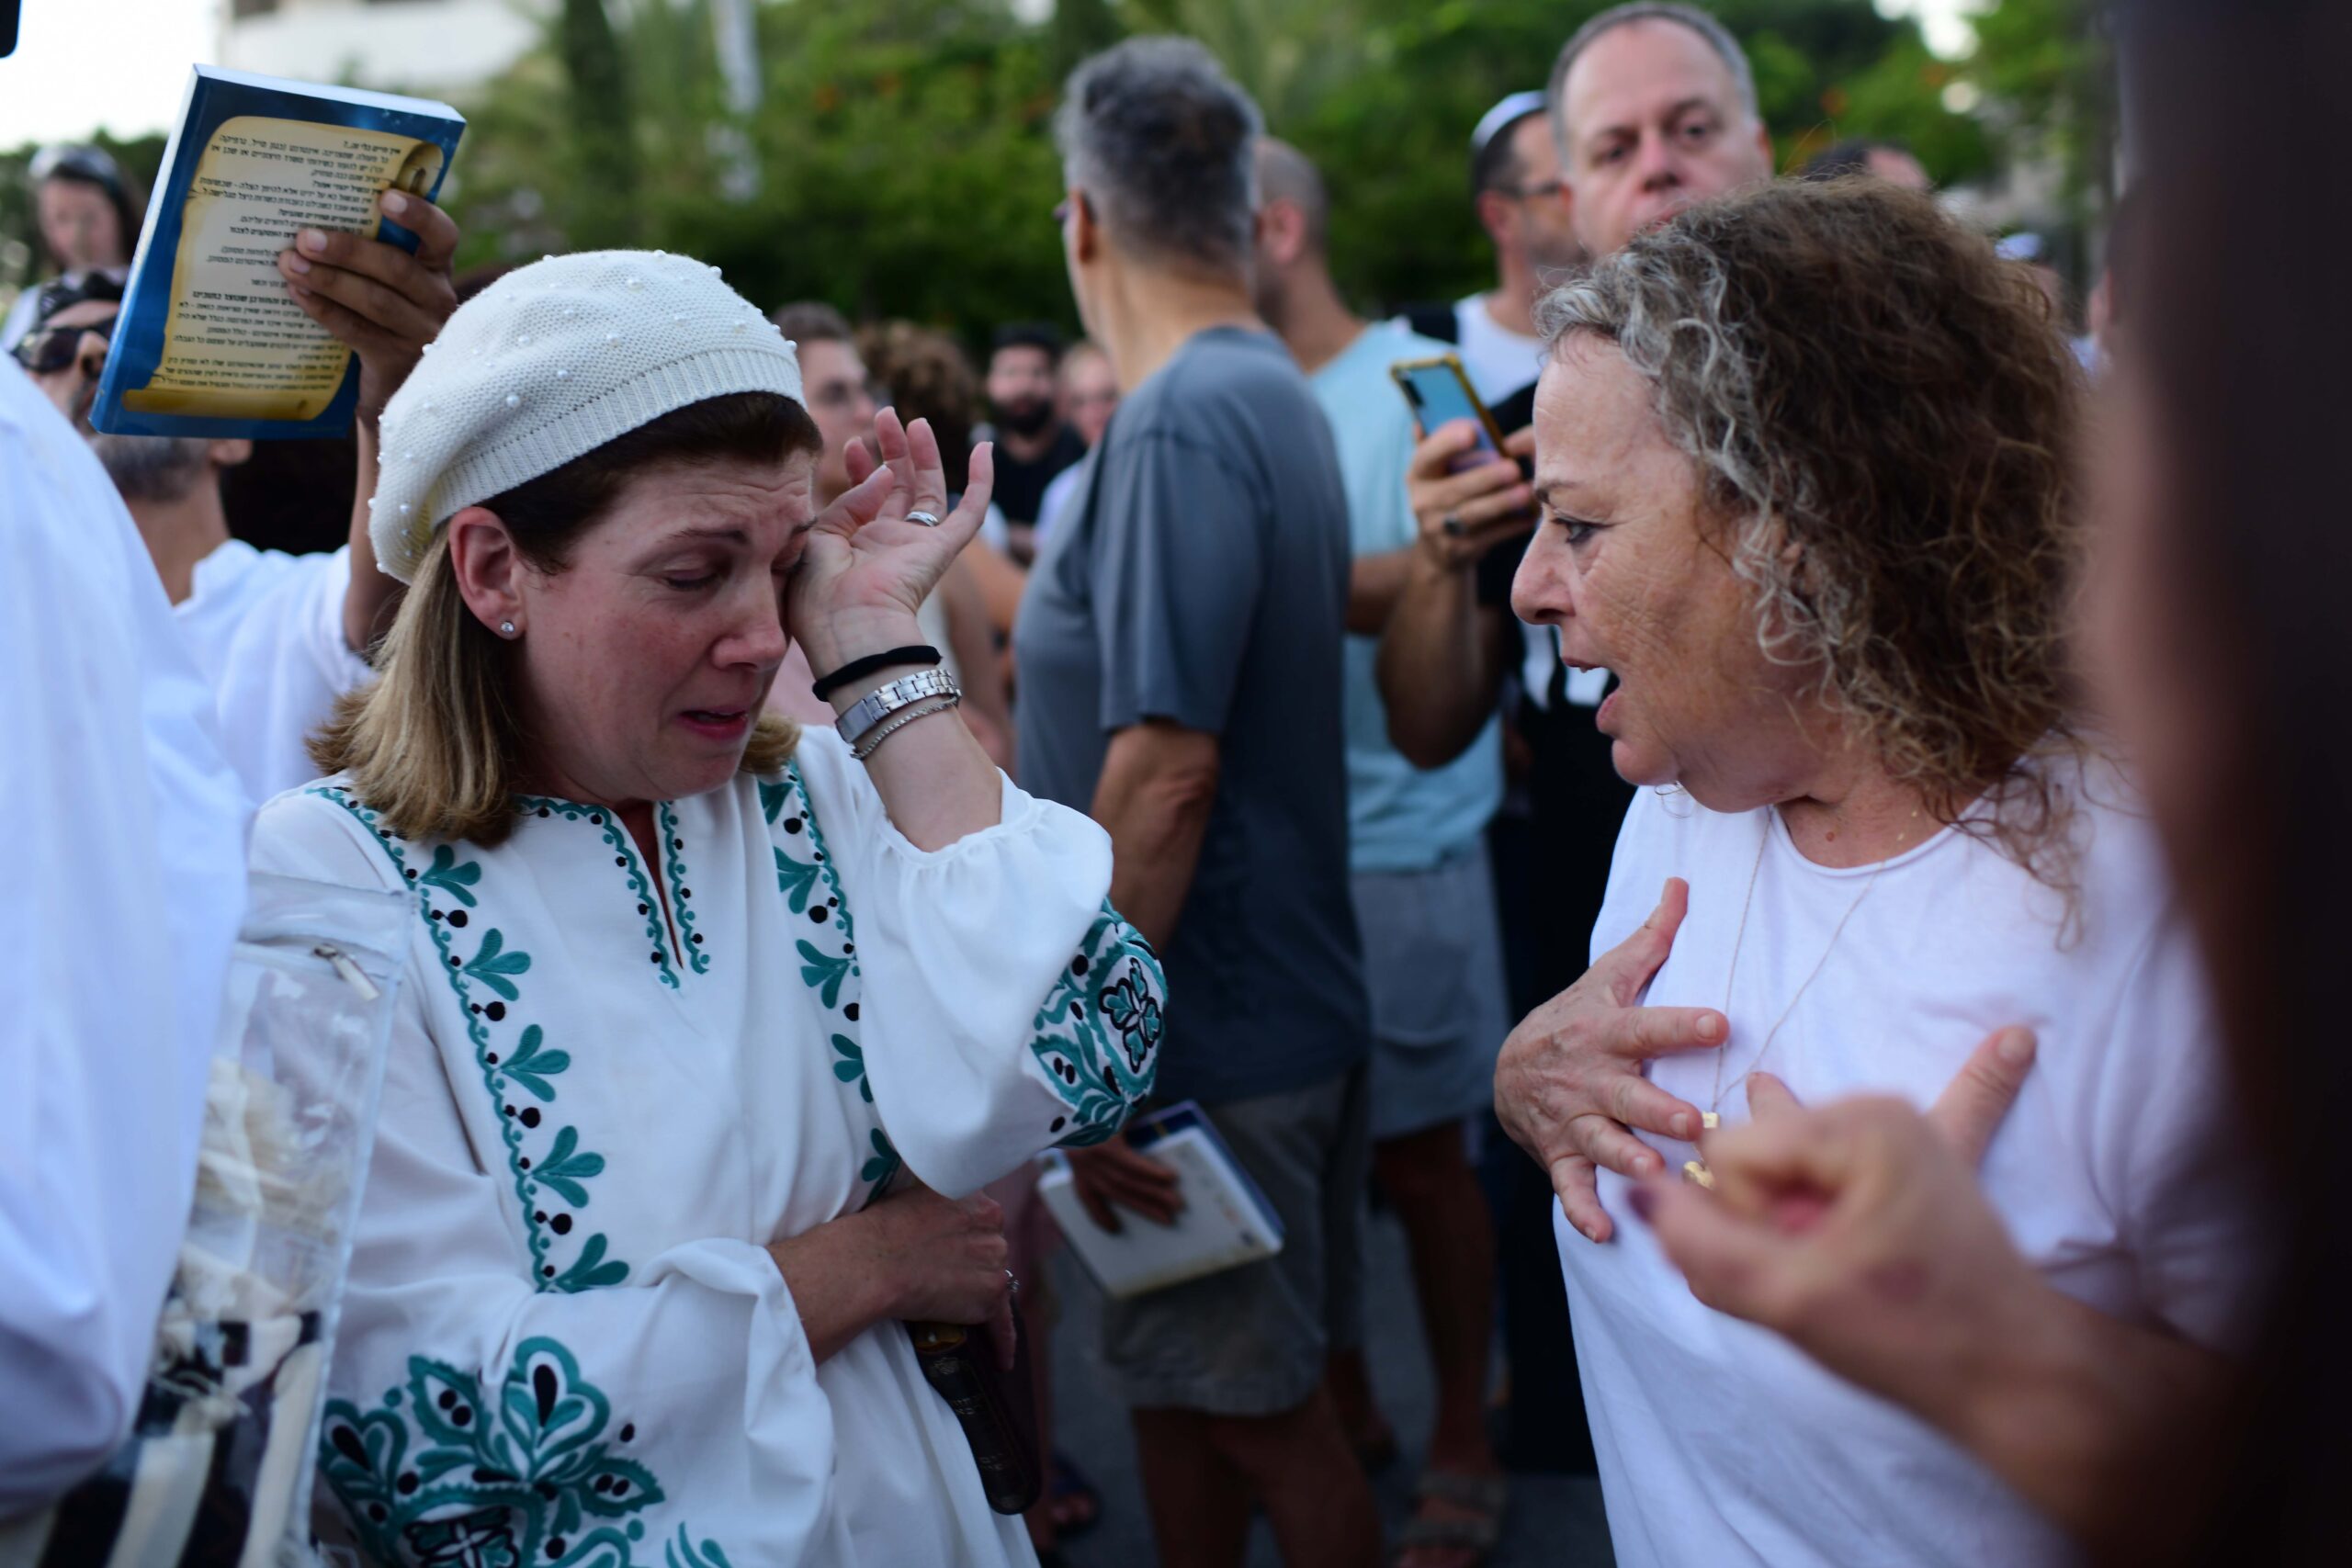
1390, 354, 1509, 455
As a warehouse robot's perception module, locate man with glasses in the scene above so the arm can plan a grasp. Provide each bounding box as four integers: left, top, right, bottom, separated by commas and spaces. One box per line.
15, 191, 460, 805
1404, 92, 1586, 403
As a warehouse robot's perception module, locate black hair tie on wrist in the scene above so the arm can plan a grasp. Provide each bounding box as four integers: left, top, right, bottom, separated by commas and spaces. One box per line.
809, 644, 942, 702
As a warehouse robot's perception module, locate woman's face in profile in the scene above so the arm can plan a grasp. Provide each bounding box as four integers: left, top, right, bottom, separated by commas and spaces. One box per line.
1516, 338, 1807, 809
503, 451, 818, 807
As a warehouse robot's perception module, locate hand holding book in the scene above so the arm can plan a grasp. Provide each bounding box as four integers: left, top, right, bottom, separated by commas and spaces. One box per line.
275, 188, 458, 429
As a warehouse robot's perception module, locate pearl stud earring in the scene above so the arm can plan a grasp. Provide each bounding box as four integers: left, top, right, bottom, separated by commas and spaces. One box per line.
500, 620, 517, 637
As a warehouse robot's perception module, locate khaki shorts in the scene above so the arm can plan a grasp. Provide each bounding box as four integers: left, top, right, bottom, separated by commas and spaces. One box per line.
1101, 1066, 1370, 1417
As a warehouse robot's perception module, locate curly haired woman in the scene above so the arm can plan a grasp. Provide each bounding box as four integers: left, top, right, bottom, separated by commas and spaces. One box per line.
1488, 179, 2256, 1566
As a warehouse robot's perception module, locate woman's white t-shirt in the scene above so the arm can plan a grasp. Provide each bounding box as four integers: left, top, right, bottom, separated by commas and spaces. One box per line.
1562, 773, 2255, 1568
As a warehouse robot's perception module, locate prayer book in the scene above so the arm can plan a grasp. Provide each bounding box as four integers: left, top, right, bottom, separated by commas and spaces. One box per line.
91, 65, 464, 440
1037, 1100, 1285, 1298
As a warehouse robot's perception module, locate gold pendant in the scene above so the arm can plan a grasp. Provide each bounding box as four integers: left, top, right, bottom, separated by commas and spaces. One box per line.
1682, 1112, 1722, 1188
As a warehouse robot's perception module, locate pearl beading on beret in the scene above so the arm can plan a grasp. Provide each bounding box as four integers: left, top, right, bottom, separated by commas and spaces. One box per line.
367, 248, 805, 584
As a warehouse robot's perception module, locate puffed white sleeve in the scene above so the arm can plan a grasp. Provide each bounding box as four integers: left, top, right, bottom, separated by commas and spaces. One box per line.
786, 732, 1163, 1197
250, 795, 837, 1568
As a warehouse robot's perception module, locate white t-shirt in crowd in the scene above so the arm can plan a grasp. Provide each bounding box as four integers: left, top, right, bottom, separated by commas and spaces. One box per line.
175, 539, 374, 805
1452, 292, 1548, 403
0, 363, 249, 1507
1563, 769, 2256, 1568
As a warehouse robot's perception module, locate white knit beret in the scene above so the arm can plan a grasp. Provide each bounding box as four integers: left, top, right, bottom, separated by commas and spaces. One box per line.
368, 249, 804, 583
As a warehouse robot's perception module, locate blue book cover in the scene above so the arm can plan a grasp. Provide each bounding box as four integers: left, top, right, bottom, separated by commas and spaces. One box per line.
91, 65, 464, 441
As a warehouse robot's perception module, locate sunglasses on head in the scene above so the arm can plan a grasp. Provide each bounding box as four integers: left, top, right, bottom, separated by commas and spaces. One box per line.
12, 313, 117, 376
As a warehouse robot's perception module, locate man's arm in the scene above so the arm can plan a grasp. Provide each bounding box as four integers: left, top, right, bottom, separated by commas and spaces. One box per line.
1090, 718, 1220, 951
1378, 549, 1511, 767
1347, 546, 1414, 635
1374, 420, 1533, 767
273, 190, 459, 653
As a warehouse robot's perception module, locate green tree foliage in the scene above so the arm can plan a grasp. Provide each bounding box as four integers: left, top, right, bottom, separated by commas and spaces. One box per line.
0, 1, 2070, 343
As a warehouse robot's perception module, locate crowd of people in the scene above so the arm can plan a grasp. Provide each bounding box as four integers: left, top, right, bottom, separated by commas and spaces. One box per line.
4, 0, 2346, 1564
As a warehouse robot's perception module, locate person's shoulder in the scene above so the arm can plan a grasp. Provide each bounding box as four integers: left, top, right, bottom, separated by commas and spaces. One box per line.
251, 775, 411, 888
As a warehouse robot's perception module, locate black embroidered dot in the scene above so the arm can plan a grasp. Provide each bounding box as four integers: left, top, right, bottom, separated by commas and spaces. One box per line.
550, 1213, 572, 1235
534, 1210, 547, 1223
486, 1001, 505, 1021
503, 1104, 516, 1117
1050, 1116, 1066, 1133
437, 1389, 457, 1410
610, 1478, 628, 1497
537, 807, 550, 818
430, 908, 444, 921
844, 1003, 860, 1021
619, 1423, 636, 1442
447, 909, 468, 928
542, 1265, 556, 1278
672, 838, 682, 850
470, 1003, 481, 1014
784, 818, 803, 834
451, 1406, 471, 1427
1059, 1062, 1078, 1084
615, 854, 628, 867
518, 1156, 530, 1169
486, 1053, 500, 1065
813, 852, 824, 863
404, 867, 418, 881
370, 1504, 389, 1522
520, 1107, 542, 1128
637, 903, 649, 916
679, 887, 690, 899
1072, 956, 1090, 976
547, 1540, 564, 1559
1069, 1001, 1083, 1021
690, 932, 703, 944
397, 1472, 420, 1495
590, 814, 605, 826
808, 907, 827, 924
650, 951, 663, 963
594, 1476, 612, 1495
843, 942, 854, 953
449, 954, 462, 967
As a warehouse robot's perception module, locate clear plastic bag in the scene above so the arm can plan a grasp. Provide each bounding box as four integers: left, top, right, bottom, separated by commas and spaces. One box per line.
6, 872, 408, 1568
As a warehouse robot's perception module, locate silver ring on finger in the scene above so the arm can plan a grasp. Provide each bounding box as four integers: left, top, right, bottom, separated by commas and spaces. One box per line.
907, 509, 943, 528
1441, 513, 1466, 537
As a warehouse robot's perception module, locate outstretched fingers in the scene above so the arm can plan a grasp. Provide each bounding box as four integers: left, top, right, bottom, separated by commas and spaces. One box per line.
1927, 1026, 2038, 1165
1552, 1154, 1613, 1245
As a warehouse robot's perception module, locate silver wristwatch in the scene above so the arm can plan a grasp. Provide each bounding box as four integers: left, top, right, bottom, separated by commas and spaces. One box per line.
834, 667, 961, 751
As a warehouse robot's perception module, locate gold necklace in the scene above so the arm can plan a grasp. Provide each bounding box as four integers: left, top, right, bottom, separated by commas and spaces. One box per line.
1682, 804, 1918, 1189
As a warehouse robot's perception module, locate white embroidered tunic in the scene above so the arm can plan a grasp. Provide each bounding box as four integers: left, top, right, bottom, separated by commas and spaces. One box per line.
248, 728, 1164, 1567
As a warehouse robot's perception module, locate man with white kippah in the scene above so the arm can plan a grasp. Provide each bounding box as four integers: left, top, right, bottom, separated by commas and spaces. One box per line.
253, 245, 1163, 1568
15, 189, 462, 806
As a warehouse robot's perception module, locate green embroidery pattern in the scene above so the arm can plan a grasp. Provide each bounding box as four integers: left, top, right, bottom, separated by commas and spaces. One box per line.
1029, 901, 1166, 1147
765, 763, 889, 1192
658, 803, 710, 976
318, 1336, 712, 1568
311, 787, 628, 1295
515, 795, 681, 990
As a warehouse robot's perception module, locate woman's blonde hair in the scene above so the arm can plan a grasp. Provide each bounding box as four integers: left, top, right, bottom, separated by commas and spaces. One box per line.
312, 393, 817, 846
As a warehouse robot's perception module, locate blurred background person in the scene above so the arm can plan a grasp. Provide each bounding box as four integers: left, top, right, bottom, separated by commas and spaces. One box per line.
1796, 136, 1933, 191
1034, 338, 1117, 543
857, 317, 1016, 769
1254, 134, 1511, 1568
1, 143, 143, 349
982, 321, 1085, 564
1019, 38, 1378, 1568
1401, 90, 1583, 404
1493, 176, 2253, 1568
12, 192, 459, 804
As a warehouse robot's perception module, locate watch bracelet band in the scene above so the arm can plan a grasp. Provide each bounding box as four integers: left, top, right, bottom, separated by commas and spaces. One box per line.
835, 667, 959, 750
849, 694, 962, 761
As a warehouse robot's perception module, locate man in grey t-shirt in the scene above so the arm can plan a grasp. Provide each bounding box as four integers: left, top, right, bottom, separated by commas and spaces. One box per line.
1014, 39, 1378, 1568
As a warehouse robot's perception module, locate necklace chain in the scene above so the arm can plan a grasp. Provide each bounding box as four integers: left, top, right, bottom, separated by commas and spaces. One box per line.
1705, 806, 1919, 1118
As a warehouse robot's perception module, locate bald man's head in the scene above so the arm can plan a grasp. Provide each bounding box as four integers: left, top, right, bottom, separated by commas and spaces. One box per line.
1254, 136, 1329, 256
